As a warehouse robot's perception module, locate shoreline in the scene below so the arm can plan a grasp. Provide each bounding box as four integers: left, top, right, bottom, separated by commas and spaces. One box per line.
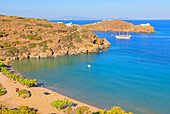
10, 64, 102, 109
0, 63, 100, 114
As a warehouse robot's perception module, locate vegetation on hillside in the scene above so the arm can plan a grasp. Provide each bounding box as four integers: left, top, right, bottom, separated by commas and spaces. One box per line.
0, 15, 110, 60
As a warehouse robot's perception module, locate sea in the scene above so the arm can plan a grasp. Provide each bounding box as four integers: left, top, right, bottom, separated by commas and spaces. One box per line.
11, 20, 170, 114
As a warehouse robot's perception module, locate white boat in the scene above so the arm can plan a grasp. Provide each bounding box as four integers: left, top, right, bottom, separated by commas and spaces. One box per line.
115, 30, 131, 39
115, 35, 131, 39
88, 65, 91, 68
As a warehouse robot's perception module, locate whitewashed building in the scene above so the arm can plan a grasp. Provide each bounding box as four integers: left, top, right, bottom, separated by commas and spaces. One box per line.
141, 23, 150, 26
66, 22, 72, 26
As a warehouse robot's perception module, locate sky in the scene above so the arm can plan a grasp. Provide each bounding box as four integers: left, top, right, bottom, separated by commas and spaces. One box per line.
0, 0, 170, 20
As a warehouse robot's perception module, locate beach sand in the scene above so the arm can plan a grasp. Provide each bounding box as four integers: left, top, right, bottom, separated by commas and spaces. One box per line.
0, 72, 99, 114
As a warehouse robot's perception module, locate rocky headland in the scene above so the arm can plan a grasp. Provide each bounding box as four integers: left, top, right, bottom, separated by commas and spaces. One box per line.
0, 15, 111, 61
81, 19, 156, 33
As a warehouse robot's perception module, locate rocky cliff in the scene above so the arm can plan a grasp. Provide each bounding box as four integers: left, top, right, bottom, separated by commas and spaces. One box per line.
0, 15, 111, 60
81, 19, 156, 33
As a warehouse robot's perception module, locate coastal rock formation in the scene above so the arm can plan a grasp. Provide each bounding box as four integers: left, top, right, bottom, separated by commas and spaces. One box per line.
82, 19, 156, 33
0, 14, 111, 60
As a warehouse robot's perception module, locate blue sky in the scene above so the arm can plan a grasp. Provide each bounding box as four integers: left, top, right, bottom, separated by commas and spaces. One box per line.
0, 0, 170, 19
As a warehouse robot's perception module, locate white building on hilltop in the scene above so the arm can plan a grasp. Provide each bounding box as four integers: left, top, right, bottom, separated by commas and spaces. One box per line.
141, 23, 150, 26
66, 22, 72, 26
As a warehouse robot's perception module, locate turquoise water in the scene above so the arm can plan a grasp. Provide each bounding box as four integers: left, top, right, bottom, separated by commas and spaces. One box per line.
11, 20, 170, 114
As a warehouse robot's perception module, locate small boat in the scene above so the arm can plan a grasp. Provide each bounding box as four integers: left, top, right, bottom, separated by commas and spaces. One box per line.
115, 25, 132, 39
115, 35, 131, 39
88, 65, 91, 68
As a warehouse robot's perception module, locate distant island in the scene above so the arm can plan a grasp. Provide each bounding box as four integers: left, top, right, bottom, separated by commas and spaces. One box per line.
82, 19, 156, 33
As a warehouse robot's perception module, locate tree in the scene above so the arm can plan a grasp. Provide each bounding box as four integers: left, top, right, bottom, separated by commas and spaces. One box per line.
92, 106, 133, 114
76, 106, 90, 114
50, 99, 72, 111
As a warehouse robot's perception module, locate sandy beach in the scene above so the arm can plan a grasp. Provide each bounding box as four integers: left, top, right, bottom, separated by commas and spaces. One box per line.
0, 72, 99, 114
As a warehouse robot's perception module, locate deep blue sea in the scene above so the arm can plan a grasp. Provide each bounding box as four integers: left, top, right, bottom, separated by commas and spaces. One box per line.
11, 20, 170, 114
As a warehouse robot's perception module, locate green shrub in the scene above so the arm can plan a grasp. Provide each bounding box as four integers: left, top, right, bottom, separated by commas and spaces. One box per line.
37, 18, 42, 21
50, 99, 72, 111
1, 65, 37, 88
0, 105, 38, 114
7, 74, 20, 80
38, 42, 43, 47
29, 43, 37, 48
0, 58, 4, 61
49, 48, 53, 52
1, 19, 12, 22
81, 34, 88, 39
42, 40, 48, 44
0, 83, 3, 90
23, 19, 30, 21
17, 89, 28, 96
13, 30, 18, 34
0, 32, 6, 35
76, 106, 90, 114
15, 78, 37, 87
2, 42, 11, 47
82, 28, 88, 33
43, 24, 53, 28
47, 31, 52, 34
36, 23, 53, 28
57, 23, 65, 25
27, 35, 41, 40
92, 106, 133, 114
0, 91, 6, 96
70, 44, 76, 49
15, 41, 20, 45
16, 17, 24, 19
27, 30, 34, 34
48, 39, 53, 43
24, 24, 30, 27
10, 47, 19, 53
0, 62, 5, 68
36, 23, 42, 26
1, 68, 12, 76
37, 28, 42, 31
65, 107, 73, 114
20, 35, 26, 38
72, 32, 80, 39
20, 45, 25, 48
85, 44, 93, 47
1, 67, 8, 73
76, 38, 83, 43
43, 46, 48, 52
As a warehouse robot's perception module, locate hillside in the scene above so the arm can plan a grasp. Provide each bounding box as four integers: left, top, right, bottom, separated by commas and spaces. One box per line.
0, 15, 111, 60
82, 19, 156, 33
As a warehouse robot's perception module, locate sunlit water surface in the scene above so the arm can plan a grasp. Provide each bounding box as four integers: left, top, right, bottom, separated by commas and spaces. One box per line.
11, 20, 170, 114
